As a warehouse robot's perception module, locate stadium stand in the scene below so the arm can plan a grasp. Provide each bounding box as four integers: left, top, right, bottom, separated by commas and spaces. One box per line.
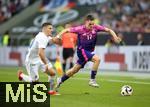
41, 0, 150, 33
95, 0, 150, 33
0, 0, 35, 24
0, 0, 150, 46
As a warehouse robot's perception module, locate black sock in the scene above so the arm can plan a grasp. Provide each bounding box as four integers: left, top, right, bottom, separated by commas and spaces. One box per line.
61, 74, 70, 83
91, 70, 97, 79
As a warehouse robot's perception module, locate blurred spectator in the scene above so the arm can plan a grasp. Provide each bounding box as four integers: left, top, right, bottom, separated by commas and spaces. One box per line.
0, 0, 34, 24
137, 33, 145, 45
96, 0, 150, 33
0, 10, 6, 23
39, 0, 150, 33
2, 31, 10, 46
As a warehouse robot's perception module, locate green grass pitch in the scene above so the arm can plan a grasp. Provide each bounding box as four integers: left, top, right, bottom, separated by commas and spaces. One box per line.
0, 67, 150, 107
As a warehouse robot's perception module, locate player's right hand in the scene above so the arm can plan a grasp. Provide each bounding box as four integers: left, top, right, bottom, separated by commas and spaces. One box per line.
114, 37, 121, 43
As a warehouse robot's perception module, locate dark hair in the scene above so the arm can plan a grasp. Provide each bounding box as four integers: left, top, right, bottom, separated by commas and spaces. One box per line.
42, 22, 52, 28
85, 14, 95, 21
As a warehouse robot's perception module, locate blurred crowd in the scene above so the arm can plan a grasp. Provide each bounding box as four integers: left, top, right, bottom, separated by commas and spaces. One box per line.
0, 0, 149, 46
95, 0, 150, 33
1, 0, 149, 33
0, 0, 34, 24
41, 0, 150, 33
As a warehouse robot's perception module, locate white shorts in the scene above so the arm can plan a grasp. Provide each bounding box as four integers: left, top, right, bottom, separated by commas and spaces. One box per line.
25, 61, 52, 81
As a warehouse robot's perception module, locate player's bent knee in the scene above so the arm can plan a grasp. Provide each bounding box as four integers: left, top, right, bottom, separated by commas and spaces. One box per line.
93, 55, 101, 63
96, 57, 100, 63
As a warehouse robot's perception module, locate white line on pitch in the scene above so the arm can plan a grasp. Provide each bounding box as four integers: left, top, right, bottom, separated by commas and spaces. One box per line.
106, 79, 150, 85
72, 78, 150, 85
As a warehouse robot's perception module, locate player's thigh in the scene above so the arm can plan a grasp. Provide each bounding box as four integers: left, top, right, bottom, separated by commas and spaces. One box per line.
25, 62, 40, 81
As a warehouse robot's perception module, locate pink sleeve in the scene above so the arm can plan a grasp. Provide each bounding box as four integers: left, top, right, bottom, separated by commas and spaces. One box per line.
69, 26, 83, 33
95, 25, 105, 32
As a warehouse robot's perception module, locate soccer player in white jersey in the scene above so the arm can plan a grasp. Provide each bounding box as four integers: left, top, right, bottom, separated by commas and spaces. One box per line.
18, 22, 61, 95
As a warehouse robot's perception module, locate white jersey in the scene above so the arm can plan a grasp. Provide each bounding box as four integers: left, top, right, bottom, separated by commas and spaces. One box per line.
25, 32, 52, 64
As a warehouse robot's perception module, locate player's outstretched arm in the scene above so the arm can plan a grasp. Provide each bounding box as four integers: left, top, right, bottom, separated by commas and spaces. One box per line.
52, 28, 70, 45
104, 27, 121, 43
56, 28, 70, 39
51, 37, 62, 45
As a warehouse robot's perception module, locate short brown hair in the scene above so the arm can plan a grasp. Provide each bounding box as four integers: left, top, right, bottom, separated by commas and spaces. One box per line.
42, 22, 52, 28
85, 14, 95, 21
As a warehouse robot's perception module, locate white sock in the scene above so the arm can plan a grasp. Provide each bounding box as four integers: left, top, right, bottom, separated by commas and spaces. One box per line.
48, 76, 55, 91
20, 73, 32, 82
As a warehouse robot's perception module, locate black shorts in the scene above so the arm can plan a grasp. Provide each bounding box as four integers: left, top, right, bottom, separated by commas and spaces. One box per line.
63, 48, 75, 60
